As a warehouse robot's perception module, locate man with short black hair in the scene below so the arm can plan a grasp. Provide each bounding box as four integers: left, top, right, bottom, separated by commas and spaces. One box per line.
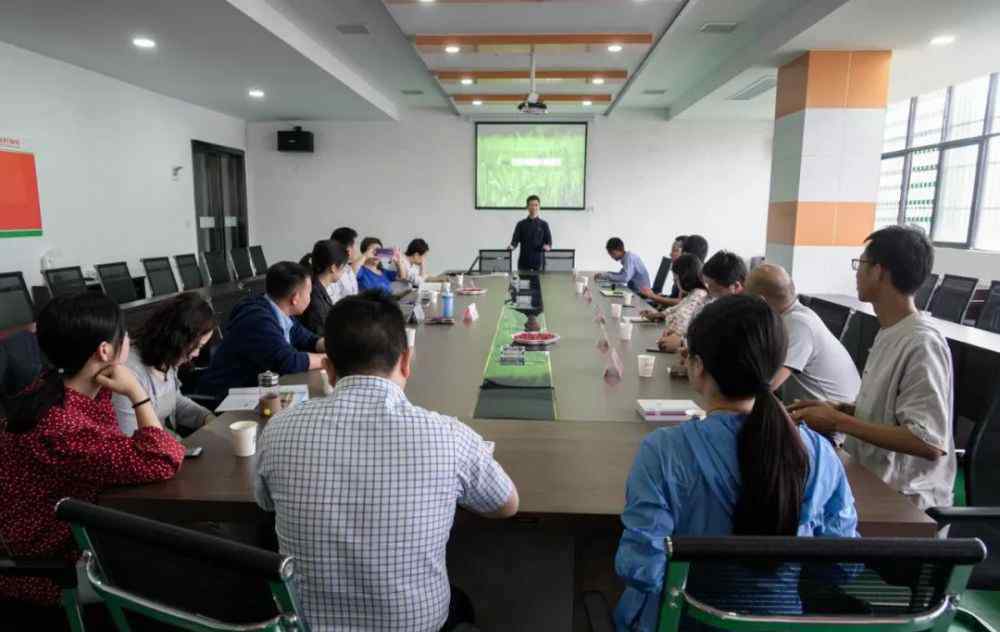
791, 225, 955, 510
256, 291, 518, 631
682, 234, 709, 263
656, 250, 746, 352
329, 226, 361, 303
654, 234, 711, 307
597, 237, 652, 298
200, 261, 325, 400
508, 194, 552, 272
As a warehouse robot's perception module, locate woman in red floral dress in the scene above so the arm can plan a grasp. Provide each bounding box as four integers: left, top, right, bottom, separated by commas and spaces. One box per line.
0, 292, 185, 610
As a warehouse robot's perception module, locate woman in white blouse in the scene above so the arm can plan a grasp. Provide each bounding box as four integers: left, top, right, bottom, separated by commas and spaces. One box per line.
640, 254, 711, 352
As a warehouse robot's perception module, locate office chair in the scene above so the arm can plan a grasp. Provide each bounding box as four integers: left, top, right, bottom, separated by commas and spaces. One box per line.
974, 281, 1000, 334
249, 246, 268, 277
203, 251, 232, 286
0, 271, 35, 332
543, 249, 575, 272
651, 257, 671, 296
43, 266, 88, 298
479, 250, 512, 274
95, 262, 137, 304
174, 255, 205, 291
928, 274, 977, 324
915, 273, 939, 311
141, 257, 179, 297
807, 300, 854, 340
230, 248, 255, 281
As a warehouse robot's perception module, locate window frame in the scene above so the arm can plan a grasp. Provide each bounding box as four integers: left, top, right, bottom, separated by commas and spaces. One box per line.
880, 72, 999, 250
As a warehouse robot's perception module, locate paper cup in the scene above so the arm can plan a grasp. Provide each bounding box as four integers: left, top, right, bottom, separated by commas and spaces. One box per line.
624, 293, 634, 307
579, 276, 588, 286
406, 327, 416, 348
229, 420, 258, 457
637, 354, 655, 378
455, 274, 464, 289
575, 281, 585, 294
611, 303, 623, 319
619, 321, 633, 341
429, 290, 439, 304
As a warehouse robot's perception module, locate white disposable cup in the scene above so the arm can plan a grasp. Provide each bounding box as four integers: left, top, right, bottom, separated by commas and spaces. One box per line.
455, 274, 464, 288
619, 321, 633, 341
429, 290, 439, 304
579, 276, 589, 286
637, 354, 656, 378
624, 293, 634, 307
406, 327, 416, 348
229, 420, 258, 457
575, 281, 585, 294
611, 303, 623, 319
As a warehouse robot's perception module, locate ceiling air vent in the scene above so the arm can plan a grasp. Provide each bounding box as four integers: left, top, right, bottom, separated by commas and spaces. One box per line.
699, 22, 740, 34
728, 76, 777, 101
642, 89, 668, 96
401, 89, 425, 96
336, 23, 370, 35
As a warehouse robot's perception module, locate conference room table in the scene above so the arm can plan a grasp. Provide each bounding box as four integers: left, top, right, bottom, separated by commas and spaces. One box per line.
100, 275, 936, 629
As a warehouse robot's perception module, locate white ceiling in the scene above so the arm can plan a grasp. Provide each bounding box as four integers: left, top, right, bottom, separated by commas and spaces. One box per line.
1, 0, 997, 124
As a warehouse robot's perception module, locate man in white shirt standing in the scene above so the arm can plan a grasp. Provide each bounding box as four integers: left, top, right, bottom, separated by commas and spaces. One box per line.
746, 263, 861, 405
255, 291, 519, 631
329, 226, 361, 304
790, 226, 955, 510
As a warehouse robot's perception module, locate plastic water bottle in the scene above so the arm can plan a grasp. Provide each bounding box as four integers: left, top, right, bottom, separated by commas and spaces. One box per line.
441, 289, 455, 318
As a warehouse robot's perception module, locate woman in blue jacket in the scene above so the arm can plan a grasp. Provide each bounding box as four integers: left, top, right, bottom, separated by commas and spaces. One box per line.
614, 295, 859, 631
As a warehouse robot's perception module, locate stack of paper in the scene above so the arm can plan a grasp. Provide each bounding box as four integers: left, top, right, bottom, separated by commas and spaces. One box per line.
635, 399, 704, 423
216, 384, 310, 413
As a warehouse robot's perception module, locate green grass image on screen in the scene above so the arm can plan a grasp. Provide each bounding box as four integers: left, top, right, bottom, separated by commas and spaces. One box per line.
476, 123, 586, 209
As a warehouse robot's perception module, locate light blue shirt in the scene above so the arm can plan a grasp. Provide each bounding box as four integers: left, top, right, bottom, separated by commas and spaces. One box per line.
606, 251, 652, 293
614, 412, 859, 631
266, 296, 293, 344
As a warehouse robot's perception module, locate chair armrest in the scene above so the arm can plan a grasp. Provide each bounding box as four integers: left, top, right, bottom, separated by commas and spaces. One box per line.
927, 506, 1000, 524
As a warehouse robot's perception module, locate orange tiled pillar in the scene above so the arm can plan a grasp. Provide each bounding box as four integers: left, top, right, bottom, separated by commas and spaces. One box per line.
765, 51, 892, 294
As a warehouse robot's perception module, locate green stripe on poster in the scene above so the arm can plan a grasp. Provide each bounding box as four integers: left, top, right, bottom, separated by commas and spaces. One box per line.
0, 229, 43, 238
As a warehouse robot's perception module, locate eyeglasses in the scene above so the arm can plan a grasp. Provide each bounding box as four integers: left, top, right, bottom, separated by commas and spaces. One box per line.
851, 258, 874, 271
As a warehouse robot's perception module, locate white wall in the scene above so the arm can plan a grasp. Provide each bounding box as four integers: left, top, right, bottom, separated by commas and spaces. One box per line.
0, 41, 246, 288
247, 110, 774, 276
934, 247, 1000, 284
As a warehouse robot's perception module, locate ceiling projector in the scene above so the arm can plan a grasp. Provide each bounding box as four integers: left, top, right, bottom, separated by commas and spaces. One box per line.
518, 92, 548, 114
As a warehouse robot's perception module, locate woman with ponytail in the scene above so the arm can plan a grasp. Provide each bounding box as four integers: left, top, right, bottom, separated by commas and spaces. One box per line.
0, 293, 185, 608
298, 239, 349, 336
614, 295, 858, 631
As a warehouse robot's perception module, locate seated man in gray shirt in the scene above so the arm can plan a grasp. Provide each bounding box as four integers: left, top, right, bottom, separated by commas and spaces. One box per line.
790, 226, 955, 510
255, 290, 519, 632
746, 263, 861, 405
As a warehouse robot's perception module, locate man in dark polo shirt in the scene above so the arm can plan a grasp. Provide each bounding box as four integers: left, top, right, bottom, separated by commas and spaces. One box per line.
508, 195, 552, 272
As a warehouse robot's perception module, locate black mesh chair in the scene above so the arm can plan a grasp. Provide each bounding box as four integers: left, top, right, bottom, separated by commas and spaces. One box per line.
651, 257, 671, 296
808, 299, 854, 340
141, 258, 179, 297
479, 249, 512, 274
928, 274, 977, 324
0, 534, 85, 632
0, 330, 46, 403
974, 281, 1000, 334
915, 273, 939, 311
584, 536, 986, 632
249, 246, 268, 277
56, 498, 306, 632
174, 254, 205, 291
0, 271, 35, 332
543, 249, 575, 272
210, 288, 252, 330
927, 508, 1000, 631
203, 251, 232, 286
230, 248, 254, 280
95, 262, 138, 304
43, 266, 87, 298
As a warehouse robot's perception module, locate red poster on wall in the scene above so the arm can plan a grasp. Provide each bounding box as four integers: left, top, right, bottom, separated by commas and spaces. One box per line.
0, 137, 43, 238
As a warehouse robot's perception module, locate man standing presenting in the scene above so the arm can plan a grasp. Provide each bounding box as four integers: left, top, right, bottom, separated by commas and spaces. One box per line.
509, 195, 552, 272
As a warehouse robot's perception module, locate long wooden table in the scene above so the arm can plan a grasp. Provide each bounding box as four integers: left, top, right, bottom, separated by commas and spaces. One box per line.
102, 274, 935, 537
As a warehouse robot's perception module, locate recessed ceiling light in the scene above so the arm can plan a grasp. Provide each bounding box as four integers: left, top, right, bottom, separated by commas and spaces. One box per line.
592, 77, 605, 85
460, 77, 474, 85
132, 36, 156, 49
607, 44, 623, 53
472, 100, 483, 106
445, 45, 461, 54
419, 0, 435, 3
248, 88, 266, 99
930, 34, 956, 46
582, 100, 593, 106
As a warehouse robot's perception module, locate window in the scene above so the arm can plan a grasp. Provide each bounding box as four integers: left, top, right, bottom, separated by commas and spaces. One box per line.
876, 156, 905, 228
879, 71, 1000, 250
932, 145, 979, 243
883, 100, 911, 153
976, 138, 1000, 250
904, 149, 939, 234
947, 76, 989, 140
911, 89, 947, 147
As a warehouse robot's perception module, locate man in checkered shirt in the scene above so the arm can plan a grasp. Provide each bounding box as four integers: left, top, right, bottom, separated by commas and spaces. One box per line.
255, 291, 519, 631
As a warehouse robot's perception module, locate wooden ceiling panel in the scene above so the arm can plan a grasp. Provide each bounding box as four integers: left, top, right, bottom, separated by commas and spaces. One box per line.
434, 69, 627, 84
453, 93, 612, 103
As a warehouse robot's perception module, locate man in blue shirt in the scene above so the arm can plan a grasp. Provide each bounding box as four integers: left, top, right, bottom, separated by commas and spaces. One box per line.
597, 237, 653, 298
200, 262, 326, 401
508, 195, 552, 272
